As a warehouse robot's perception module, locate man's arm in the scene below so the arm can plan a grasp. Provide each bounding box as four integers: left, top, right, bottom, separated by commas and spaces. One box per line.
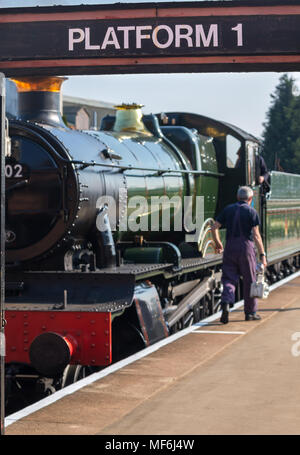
210, 220, 224, 254
258, 156, 269, 184
252, 225, 267, 267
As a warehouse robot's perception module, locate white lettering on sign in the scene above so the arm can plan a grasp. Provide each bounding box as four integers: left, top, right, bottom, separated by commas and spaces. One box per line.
68, 23, 244, 52
85, 27, 100, 50
231, 23, 243, 46
117, 26, 135, 49
195, 24, 218, 47
68, 28, 85, 51
152, 25, 174, 49
175, 25, 193, 48
136, 25, 152, 48
101, 27, 121, 50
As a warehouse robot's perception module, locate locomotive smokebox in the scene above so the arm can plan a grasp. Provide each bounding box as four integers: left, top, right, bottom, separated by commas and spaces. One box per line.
29, 332, 77, 377
11, 76, 67, 127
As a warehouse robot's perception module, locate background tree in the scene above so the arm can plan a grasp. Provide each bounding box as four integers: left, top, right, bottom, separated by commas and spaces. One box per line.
262, 74, 296, 173
287, 94, 300, 174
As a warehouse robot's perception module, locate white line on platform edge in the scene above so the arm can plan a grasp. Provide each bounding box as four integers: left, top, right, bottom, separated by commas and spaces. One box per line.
5, 269, 300, 427
192, 330, 246, 335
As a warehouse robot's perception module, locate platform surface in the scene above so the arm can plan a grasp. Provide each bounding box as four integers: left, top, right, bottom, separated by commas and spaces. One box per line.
6, 276, 300, 435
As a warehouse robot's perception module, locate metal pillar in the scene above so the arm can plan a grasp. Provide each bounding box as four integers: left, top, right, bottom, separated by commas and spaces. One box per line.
0, 73, 6, 436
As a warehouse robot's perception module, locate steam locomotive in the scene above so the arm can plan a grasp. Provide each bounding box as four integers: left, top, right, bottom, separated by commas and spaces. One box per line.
4, 77, 300, 400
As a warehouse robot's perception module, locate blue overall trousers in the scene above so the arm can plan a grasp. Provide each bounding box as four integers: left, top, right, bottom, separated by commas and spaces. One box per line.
221, 205, 258, 315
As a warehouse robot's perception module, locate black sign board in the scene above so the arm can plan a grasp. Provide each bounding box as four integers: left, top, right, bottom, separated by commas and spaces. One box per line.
0, 1, 300, 75
2, 15, 300, 59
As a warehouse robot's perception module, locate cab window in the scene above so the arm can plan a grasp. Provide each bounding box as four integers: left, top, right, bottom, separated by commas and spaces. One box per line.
246, 142, 257, 187
226, 135, 242, 168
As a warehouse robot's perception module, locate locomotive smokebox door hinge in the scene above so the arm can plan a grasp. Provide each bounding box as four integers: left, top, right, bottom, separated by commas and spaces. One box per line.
5, 118, 11, 157
61, 165, 69, 222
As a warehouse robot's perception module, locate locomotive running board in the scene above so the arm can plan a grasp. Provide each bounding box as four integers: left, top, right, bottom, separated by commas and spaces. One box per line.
5, 255, 222, 311
5, 271, 136, 312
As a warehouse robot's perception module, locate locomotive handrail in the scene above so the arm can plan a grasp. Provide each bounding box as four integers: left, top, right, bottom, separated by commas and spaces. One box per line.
69, 159, 224, 177
6, 179, 28, 192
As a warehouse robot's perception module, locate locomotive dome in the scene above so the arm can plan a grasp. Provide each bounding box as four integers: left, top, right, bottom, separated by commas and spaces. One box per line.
113, 103, 151, 135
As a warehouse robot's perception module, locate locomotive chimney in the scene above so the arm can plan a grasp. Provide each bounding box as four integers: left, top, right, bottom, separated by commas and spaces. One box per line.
113, 103, 150, 134
11, 76, 67, 127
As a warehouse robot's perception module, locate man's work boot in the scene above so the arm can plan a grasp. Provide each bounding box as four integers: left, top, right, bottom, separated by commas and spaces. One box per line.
220, 303, 229, 324
245, 313, 261, 321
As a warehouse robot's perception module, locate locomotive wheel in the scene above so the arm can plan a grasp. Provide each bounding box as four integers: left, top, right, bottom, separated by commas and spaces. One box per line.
5, 366, 39, 414
200, 296, 211, 319
212, 282, 223, 313
61, 365, 94, 388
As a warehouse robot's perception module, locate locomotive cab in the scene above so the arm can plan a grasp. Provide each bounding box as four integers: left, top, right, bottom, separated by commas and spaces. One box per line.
158, 112, 262, 209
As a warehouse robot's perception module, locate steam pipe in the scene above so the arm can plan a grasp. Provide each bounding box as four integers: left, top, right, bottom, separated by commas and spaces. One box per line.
95, 205, 116, 268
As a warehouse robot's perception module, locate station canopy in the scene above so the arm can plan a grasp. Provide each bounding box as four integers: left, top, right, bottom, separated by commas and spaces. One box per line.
1, 0, 300, 75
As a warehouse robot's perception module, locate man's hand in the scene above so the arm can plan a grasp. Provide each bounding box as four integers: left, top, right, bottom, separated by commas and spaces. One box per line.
258, 176, 264, 184
261, 255, 267, 268
210, 220, 223, 254
214, 240, 224, 254
252, 226, 267, 268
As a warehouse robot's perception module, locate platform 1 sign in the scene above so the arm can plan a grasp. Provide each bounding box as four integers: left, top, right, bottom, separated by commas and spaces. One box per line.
1, 1, 300, 75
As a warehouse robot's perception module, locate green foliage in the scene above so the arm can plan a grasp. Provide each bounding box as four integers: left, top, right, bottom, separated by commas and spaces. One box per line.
288, 95, 300, 174
262, 73, 300, 174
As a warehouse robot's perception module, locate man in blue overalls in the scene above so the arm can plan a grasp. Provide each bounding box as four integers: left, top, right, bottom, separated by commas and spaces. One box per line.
211, 186, 267, 324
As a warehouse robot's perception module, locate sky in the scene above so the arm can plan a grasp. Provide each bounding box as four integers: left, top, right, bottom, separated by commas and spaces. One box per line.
61, 72, 296, 140
2, 0, 299, 138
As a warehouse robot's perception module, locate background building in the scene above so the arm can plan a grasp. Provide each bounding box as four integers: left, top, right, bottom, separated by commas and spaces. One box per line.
63, 95, 116, 130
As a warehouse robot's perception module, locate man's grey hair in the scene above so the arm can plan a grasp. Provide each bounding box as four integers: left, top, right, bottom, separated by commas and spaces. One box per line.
237, 186, 253, 201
